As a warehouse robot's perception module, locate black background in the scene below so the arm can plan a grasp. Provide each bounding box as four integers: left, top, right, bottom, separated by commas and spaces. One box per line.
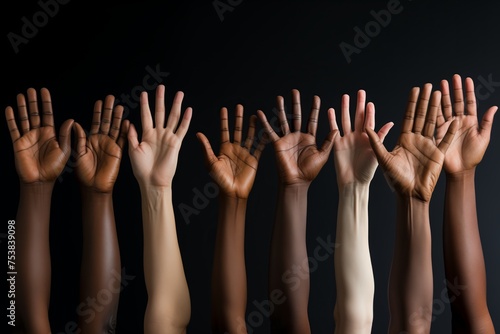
2, 1, 500, 333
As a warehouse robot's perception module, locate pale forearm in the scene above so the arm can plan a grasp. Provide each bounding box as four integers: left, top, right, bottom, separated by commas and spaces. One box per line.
15, 182, 53, 334
444, 170, 494, 333
269, 183, 310, 334
79, 189, 121, 333
334, 183, 373, 334
140, 186, 190, 333
389, 196, 433, 334
211, 195, 248, 333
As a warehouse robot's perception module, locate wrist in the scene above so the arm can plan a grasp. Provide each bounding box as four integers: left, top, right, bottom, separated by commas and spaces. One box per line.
446, 168, 476, 182
19, 181, 54, 196
338, 181, 370, 195
139, 185, 172, 200
396, 194, 430, 210
278, 182, 310, 193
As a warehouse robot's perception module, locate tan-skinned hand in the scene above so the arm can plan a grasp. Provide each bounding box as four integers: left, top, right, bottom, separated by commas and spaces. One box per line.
366, 84, 459, 202
196, 104, 265, 199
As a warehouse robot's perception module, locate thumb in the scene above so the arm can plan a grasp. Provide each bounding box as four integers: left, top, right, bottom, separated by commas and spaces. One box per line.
365, 126, 390, 163
72, 122, 87, 158
59, 119, 74, 157
196, 132, 218, 167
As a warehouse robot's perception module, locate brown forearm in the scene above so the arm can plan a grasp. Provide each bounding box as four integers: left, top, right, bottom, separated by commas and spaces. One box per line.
15, 182, 54, 334
389, 196, 433, 334
444, 169, 494, 333
269, 183, 310, 334
211, 195, 248, 333
79, 189, 121, 334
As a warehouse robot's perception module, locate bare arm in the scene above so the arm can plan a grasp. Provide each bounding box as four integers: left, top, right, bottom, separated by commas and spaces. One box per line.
366, 84, 458, 333
197, 105, 265, 333
73, 95, 128, 333
331, 91, 393, 333
5, 88, 73, 333
436, 74, 496, 333
258, 90, 336, 334
128, 85, 192, 333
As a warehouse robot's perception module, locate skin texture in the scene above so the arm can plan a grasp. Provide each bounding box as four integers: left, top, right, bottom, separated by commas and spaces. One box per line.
435, 74, 497, 333
5, 88, 73, 334
331, 90, 393, 334
366, 84, 458, 333
128, 84, 192, 334
196, 105, 265, 333
73, 95, 129, 333
257, 89, 336, 334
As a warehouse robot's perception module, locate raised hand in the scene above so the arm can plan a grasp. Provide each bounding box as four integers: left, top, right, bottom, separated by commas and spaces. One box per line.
128, 84, 192, 334
128, 85, 192, 188
5, 87, 73, 184
436, 74, 498, 174
438, 74, 497, 334
366, 84, 458, 202
196, 104, 265, 199
73, 95, 128, 192
331, 89, 393, 334
257, 89, 336, 186
331, 90, 393, 187
5, 87, 73, 333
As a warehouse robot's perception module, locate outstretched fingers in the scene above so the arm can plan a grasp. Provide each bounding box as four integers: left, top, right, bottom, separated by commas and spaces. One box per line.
140, 91, 153, 131
5, 107, 20, 142
109, 105, 124, 141
464, 77, 478, 117
166, 90, 184, 131
354, 90, 366, 132
291, 89, 302, 132
307, 95, 320, 137
244, 114, 257, 150
220, 107, 230, 144
276, 95, 290, 136
40, 88, 54, 128
233, 104, 244, 144
452, 74, 465, 116
27, 88, 41, 130
413, 83, 432, 134
422, 91, 441, 139
402, 87, 419, 134
174, 107, 192, 140
341, 94, 351, 135
16, 92, 29, 135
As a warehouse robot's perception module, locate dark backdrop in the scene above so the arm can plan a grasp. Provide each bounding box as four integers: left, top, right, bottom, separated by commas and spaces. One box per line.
2, 1, 499, 333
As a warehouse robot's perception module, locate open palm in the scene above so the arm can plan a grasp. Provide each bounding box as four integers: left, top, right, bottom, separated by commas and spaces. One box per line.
5, 88, 73, 184
332, 90, 393, 186
128, 85, 192, 188
197, 105, 264, 199
73, 96, 128, 193
366, 85, 458, 202
436, 75, 498, 174
257, 90, 336, 186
